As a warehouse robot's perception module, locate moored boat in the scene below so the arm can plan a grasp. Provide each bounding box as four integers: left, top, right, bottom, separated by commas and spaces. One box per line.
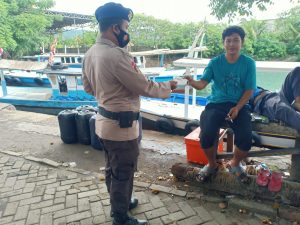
0, 59, 207, 135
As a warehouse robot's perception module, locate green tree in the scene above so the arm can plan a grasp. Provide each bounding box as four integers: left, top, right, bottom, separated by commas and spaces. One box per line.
209, 0, 274, 21
276, 6, 300, 58
0, 0, 55, 57
253, 37, 286, 60
209, 0, 300, 21
202, 24, 225, 58
0, 1, 16, 50
129, 14, 201, 50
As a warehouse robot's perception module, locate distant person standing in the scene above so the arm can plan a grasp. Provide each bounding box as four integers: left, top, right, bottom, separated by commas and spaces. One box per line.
0, 48, 3, 59
0, 48, 10, 59
39, 46, 45, 55
82, 2, 177, 225
49, 38, 57, 64
185, 26, 256, 184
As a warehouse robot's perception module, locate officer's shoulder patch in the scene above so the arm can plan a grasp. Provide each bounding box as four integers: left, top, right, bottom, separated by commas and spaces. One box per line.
130, 59, 139, 73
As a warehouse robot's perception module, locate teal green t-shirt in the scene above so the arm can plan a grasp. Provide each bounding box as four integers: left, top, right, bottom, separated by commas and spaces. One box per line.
202, 54, 256, 104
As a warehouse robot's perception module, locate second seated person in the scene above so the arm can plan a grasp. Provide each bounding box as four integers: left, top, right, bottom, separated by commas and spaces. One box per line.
185, 26, 256, 184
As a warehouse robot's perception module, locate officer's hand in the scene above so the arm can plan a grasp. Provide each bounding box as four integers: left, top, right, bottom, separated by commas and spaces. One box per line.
171, 89, 185, 93
169, 80, 178, 90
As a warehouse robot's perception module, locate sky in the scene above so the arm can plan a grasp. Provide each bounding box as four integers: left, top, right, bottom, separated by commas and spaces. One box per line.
51, 0, 299, 24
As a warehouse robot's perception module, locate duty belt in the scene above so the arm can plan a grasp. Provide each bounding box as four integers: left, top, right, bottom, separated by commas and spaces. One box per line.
98, 106, 140, 121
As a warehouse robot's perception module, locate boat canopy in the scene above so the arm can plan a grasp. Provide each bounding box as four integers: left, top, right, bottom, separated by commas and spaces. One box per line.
131, 46, 208, 57
42, 68, 82, 76
173, 57, 209, 68
0, 59, 48, 71
174, 57, 300, 72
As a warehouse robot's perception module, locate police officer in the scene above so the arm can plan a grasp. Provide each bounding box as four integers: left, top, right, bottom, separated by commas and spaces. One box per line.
82, 2, 177, 225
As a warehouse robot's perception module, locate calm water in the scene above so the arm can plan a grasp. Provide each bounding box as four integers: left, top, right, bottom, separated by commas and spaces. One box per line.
197, 70, 288, 97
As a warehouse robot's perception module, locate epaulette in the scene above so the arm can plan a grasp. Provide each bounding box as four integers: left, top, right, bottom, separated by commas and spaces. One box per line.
115, 46, 132, 58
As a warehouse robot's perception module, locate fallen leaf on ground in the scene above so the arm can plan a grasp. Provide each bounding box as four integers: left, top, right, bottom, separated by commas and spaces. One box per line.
262, 219, 273, 224
158, 176, 164, 180
151, 189, 159, 195
98, 174, 105, 181
219, 202, 227, 209
238, 209, 247, 214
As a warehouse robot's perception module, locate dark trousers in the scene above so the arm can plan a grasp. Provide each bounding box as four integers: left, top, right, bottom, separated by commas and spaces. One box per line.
102, 139, 139, 215
258, 93, 300, 133
200, 102, 252, 151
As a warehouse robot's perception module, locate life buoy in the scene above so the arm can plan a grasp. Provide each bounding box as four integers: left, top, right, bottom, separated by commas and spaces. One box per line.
184, 119, 200, 135
34, 77, 44, 86
156, 117, 175, 134
51, 62, 67, 70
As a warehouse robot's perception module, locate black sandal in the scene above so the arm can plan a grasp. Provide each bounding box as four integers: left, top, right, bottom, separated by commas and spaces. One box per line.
195, 165, 219, 183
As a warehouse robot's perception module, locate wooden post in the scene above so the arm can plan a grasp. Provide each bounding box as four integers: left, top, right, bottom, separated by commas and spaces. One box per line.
290, 137, 300, 182
0, 69, 7, 96
226, 128, 234, 152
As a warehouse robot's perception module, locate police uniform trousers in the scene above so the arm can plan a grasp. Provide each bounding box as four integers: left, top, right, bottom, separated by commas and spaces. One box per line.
102, 138, 139, 214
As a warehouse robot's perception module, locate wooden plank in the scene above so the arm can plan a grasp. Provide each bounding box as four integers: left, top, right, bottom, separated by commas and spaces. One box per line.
291, 138, 300, 182
252, 122, 298, 137
216, 147, 300, 159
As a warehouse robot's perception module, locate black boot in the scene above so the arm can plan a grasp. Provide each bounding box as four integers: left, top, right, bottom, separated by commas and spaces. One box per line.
129, 197, 138, 210
112, 213, 148, 225
111, 198, 139, 217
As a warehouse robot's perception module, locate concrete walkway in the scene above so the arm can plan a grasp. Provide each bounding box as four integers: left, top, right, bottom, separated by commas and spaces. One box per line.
0, 105, 296, 224
0, 151, 294, 225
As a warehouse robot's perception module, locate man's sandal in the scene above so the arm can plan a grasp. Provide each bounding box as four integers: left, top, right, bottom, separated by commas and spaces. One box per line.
228, 165, 251, 184
195, 165, 218, 183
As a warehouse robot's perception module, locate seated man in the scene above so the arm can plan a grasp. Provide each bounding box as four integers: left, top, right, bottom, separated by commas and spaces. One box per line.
250, 67, 300, 134
186, 26, 256, 184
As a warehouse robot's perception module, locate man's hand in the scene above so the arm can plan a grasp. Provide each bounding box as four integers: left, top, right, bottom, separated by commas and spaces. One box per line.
169, 80, 178, 90
227, 106, 240, 121
184, 75, 194, 85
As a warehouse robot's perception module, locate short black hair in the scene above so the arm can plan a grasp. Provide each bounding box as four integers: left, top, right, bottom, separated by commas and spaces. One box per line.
222, 26, 246, 42
99, 18, 123, 32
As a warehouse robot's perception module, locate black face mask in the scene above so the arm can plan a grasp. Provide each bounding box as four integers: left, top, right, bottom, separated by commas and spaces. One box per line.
114, 27, 130, 48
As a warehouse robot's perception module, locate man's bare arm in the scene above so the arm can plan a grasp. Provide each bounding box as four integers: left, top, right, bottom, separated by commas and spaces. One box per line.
185, 76, 208, 90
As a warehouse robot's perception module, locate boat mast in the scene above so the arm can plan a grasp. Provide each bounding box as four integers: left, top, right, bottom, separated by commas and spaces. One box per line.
0, 69, 7, 96
184, 25, 205, 118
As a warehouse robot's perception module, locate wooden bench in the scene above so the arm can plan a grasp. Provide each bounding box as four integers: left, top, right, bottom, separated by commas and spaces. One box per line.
216, 122, 300, 182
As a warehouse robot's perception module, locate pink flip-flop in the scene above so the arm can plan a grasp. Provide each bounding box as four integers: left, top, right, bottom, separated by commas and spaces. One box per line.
268, 172, 283, 192
256, 168, 271, 187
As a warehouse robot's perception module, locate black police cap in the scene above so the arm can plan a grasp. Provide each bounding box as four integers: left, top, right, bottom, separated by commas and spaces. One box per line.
95, 2, 133, 23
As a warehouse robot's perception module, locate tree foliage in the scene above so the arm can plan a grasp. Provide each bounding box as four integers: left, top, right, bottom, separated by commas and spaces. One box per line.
276, 6, 300, 58
0, 0, 55, 57
129, 14, 201, 50
209, 0, 274, 21
1, 1, 300, 61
